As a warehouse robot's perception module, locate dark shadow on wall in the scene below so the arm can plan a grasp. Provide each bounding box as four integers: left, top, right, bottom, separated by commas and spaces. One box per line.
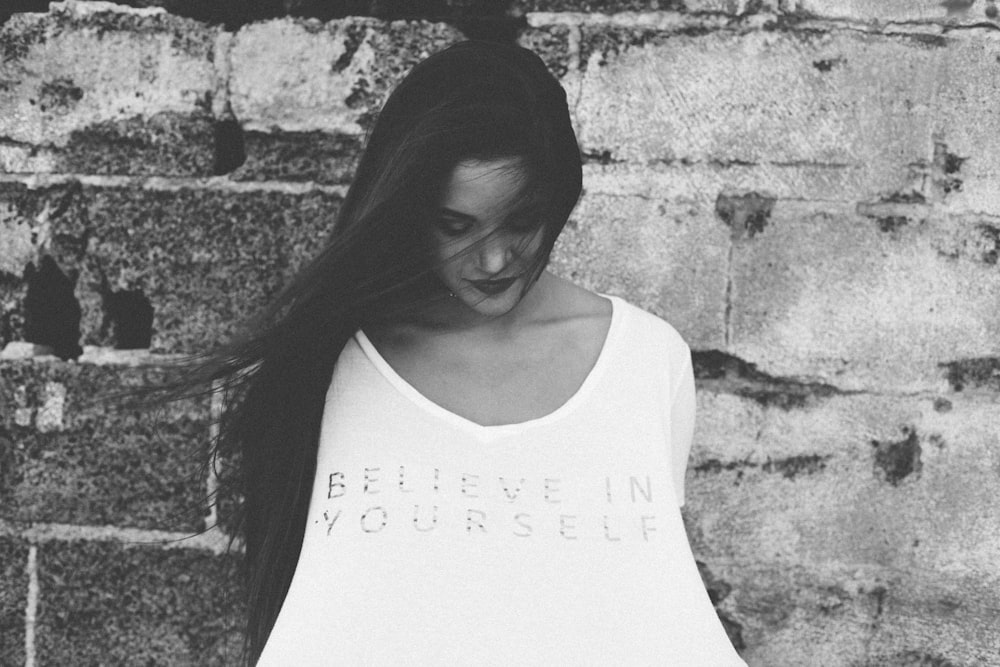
2, 0, 524, 40
20, 255, 154, 357
23, 255, 83, 361
695, 560, 746, 652
0, 0, 49, 25
213, 117, 247, 175
91, 261, 155, 350
692, 349, 846, 410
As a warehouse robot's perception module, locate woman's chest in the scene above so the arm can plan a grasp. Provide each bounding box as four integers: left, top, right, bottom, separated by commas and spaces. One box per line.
377, 326, 607, 427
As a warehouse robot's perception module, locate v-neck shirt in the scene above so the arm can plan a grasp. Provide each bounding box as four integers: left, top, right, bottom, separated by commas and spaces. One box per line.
257, 295, 747, 666
353, 293, 623, 440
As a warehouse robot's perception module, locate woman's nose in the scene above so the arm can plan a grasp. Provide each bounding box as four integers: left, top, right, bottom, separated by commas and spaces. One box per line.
478, 235, 514, 273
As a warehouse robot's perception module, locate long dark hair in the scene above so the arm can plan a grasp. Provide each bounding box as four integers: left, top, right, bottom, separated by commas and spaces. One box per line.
163, 40, 582, 664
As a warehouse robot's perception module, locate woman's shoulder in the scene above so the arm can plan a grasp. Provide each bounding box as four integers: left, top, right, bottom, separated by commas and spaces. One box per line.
545, 275, 690, 361
614, 297, 688, 346
601, 294, 692, 376
538, 274, 611, 322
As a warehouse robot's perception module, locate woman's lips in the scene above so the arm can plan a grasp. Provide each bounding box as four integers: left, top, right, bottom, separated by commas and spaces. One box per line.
467, 276, 519, 296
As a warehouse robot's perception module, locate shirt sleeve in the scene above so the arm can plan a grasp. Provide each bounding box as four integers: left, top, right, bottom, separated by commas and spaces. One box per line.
668, 348, 696, 507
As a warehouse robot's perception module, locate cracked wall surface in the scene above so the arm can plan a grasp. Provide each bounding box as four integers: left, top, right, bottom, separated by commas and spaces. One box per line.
1, 1, 999, 665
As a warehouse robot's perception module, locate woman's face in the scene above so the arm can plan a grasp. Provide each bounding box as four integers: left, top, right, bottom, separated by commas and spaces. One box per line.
430, 157, 547, 320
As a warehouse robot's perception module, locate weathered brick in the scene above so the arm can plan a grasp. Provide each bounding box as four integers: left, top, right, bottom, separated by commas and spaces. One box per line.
0, 537, 28, 666
515, 0, 685, 11
581, 161, 896, 212
63, 0, 515, 27
0, 6, 218, 176
940, 356, 1000, 392
228, 18, 464, 137
685, 390, 1000, 663
688, 391, 1000, 589
925, 36, 1000, 214
0, 195, 33, 346
0, 182, 78, 352
682, 0, 774, 12
0, 181, 343, 353
234, 130, 362, 184
1, 114, 218, 177
692, 349, 840, 410
61, 112, 217, 176
36, 540, 244, 665
79, 184, 342, 351
698, 563, 880, 666
703, 562, 999, 666
862, 577, 1000, 666
549, 188, 729, 349
728, 203, 1000, 391
794, 0, 1000, 24
579, 23, 674, 71
516, 25, 575, 80
0, 360, 210, 531
573, 28, 1000, 211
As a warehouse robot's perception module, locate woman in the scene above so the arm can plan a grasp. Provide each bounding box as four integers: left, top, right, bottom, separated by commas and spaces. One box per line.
190, 40, 746, 665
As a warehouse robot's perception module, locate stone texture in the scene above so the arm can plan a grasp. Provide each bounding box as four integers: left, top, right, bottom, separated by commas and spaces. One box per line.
729, 202, 1000, 392
0, 3, 998, 663
793, 0, 1000, 24
575, 27, 932, 164
926, 35, 1000, 214
0, 537, 28, 666
515, 0, 686, 13
549, 187, 729, 349
1, 194, 46, 280
689, 391, 1000, 572
0, 181, 343, 353
682, 0, 773, 12
685, 389, 1000, 665
940, 356, 1000, 392
0, 196, 34, 347
573, 28, 1000, 212
56, 0, 516, 27
35, 540, 244, 665
0, 360, 210, 531
0, 182, 70, 351
521, 1, 1000, 23
228, 18, 464, 136
233, 130, 362, 184
59, 112, 218, 176
0, 5, 219, 176
862, 575, 1000, 666
580, 161, 892, 211
77, 184, 342, 351
516, 25, 575, 80
701, 561, 999, 666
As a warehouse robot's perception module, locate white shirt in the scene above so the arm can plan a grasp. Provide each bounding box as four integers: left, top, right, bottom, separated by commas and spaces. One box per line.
258, 295, 747, 666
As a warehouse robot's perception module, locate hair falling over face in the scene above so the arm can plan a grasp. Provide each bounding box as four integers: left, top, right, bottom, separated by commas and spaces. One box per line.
140, 40, 583, 665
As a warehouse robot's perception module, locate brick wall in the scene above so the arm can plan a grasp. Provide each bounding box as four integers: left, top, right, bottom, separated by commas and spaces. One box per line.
1, 1, 998, 664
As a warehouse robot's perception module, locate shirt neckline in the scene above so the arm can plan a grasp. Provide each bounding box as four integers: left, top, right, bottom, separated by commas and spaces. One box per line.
354, 294, 626, 441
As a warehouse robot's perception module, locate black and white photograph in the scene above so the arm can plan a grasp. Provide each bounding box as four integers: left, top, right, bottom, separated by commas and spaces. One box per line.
1, 0, 998, 665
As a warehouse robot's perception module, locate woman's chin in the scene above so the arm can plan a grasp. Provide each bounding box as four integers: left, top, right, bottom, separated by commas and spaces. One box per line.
453, 286, 526, 320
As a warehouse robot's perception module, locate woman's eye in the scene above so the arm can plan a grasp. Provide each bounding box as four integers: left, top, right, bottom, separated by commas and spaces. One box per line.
436, 218, 472, 236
